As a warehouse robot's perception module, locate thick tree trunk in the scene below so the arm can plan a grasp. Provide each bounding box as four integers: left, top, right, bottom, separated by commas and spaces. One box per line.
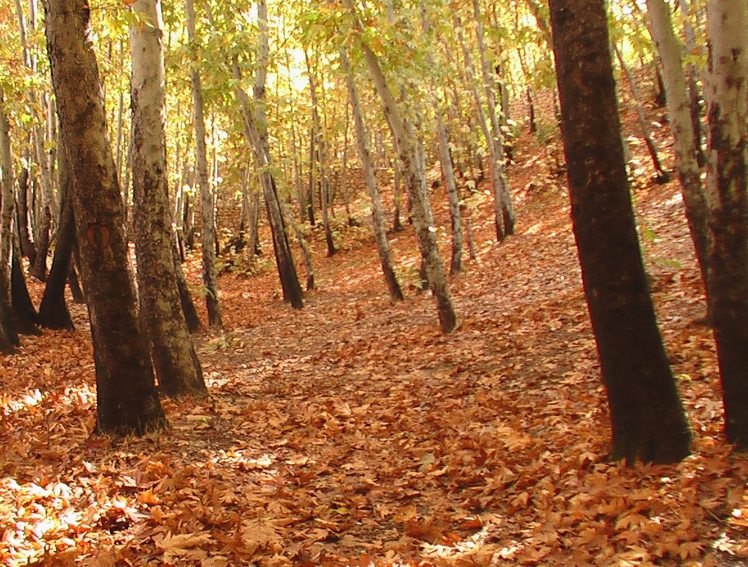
131, 0, 206, 397
185, 0, 222, 328
44, 0, 165, 434
341, 50, 404, 302
11, 245, 41, 335
549, 0, 691, 463
704, 0, 748, 449
646, 0, 710, 303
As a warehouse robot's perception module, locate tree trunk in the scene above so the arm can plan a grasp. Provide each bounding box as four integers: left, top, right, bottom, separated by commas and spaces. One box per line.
344, 0, 457, 333
341, 50, 404, 302
471, 0, 515, 235
16, 167, 37, 263
646, 0, 710, 303
305, 50, 336, 257
613, 43, 670, 183
11, 244, 41, 335
704, 0, 748, 449
185, 0, 222, 328
549, 0, 690, 463
0, 90, 19, 352
453, 13, 508, 241
39, 141, 74, 330
44, 0, 165, 435
131, 0, 206, 397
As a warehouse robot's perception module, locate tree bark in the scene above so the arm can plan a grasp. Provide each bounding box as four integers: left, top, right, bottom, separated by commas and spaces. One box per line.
39, 141, 74, 331
44, 0, 165, 434
0, 90, 19, 351
130, 0, 206, 397
344, 0, 457, 333
549, 0, 690, 463
645, 0, 710, 303
185, 0, 222, 328
704, 0, 748, 449
341, 50, 404, 302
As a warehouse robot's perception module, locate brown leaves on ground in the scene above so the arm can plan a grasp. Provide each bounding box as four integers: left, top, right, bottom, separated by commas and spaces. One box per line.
1, 118, 747, 566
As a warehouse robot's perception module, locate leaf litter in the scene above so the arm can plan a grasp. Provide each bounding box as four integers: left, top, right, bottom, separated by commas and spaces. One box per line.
1, 111, 747, 566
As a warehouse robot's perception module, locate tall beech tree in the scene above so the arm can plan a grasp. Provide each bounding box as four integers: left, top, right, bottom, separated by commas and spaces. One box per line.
645, 0, 710, 295
340, 49, 403, 302
704, 0, 748, 448
38, 140, 74, 331
0, 90, 18, 353
185, 0, 223, 328
130, 0, 206, 397
549, 0, 691, 463
44, 0, 165, 434
342, 0, 457, 334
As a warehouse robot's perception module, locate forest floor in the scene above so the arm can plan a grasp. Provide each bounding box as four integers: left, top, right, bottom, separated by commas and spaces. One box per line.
2, 108, 748, 566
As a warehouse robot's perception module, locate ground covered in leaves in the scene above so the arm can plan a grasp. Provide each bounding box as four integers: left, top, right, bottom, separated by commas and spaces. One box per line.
2, 116, 748, 565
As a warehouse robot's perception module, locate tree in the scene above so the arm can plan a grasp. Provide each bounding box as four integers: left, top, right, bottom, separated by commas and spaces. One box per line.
0, 89, 18, 353
548, 0, 691, 463
342, 0, 457, 334
645, 0, 710, 297
704, 0, 748, 449
130, 0, 207, 397
44, 0, 165, 434
185, 0, 223, 328
38, 139, 74, 331
340, 49, 404, 302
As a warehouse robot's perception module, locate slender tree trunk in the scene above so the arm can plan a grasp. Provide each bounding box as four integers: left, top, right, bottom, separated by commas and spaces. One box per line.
341, 50, 404, 301
418, 3, 463, 274
131, 0, 206, 397
185, 0, 222, 328
229, 9, 303, 309
613, 43, 670, 182
0, 91, 19, 351
16, 166, 36, 263
704, 0, 748, 449
549, 0, 691, 463
453, 13, 507, 241
39, 141, 74, 330
344, 0, 457, 333
646, 0, 711, 303
44, 0, 165, 434
305, 50, 336, 256
471, 0, 515, 235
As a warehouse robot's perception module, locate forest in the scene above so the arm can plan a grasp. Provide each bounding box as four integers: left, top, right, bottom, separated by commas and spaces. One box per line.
0, 0, 747, 564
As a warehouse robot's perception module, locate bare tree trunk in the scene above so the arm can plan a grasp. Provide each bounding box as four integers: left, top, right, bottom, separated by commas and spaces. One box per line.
44, 0, 165, 434
704, 0, 748, 449
613, 43, 670, 182
549, 0, 690, 463
471, 0, 515, 235
646, 0, 710, 299
305, 49, 336, 256
185, 0, 222, 328
344, 0, 457, 333
0, 90, 19, 352
131, 0, 206, 397
341, 50, 404, 301
453, 13, 508, 241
